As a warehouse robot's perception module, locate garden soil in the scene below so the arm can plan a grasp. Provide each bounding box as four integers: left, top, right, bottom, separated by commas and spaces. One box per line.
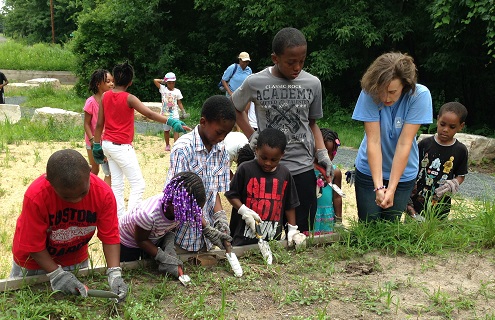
1, 136, 494, 318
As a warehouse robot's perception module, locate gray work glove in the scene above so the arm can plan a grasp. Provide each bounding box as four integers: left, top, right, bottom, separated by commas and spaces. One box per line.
237, 205, 261, 233
435, 179, 460, 198
316, 149, 334, 178
161, 232, 176, 255
212, 210, 230, 235
248, 131, 259, 151
155, 247, 183, 278
203, 224, 233, 248
107, 267, 128, 303
47, 266, 87, 297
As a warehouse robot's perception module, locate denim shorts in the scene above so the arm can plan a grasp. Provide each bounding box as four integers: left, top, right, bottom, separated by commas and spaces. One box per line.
86, 144, 111, 176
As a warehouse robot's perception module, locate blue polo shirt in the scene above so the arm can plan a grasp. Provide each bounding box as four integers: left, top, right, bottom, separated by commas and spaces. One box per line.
352, 84, 433, 182
222, 63, 252, 92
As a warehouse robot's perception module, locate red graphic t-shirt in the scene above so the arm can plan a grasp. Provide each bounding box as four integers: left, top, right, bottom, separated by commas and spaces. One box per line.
12, 173, 119, 270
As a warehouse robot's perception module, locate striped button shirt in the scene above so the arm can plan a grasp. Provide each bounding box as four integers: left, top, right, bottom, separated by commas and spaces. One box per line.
166, 126, 230, 251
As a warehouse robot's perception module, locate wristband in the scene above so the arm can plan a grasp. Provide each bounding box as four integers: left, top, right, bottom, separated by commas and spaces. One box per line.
89, 137, 94, 141
373, 185, 386, 192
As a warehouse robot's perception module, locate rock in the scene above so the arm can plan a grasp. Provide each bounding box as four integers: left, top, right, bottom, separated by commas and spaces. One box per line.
8, 83, 40, 88
0, 104, 22, 124
25, 78, 61, 88
31, 107, 82, 126
418, 133, 495, 164
134, 102, 162, 122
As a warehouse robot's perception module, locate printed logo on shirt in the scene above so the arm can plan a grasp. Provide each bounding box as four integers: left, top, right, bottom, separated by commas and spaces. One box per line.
46, 207, 98, 256
256, 86, 314, 144
245, 177, 288, 221
395, 117, 403, 128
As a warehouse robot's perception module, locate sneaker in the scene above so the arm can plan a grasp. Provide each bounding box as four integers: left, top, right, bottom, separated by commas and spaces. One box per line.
165, 145, 171, 151
226, 252, 243, 277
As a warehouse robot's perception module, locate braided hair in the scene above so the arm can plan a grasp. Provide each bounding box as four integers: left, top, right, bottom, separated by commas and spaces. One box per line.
88, 69, 110, 94
320, 128, 339, 144
113, 61, 134, 87
162, 172, 205, 230
236, 144, 255, 165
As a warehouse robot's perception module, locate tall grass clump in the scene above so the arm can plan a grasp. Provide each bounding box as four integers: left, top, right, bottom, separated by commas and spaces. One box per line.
0, 117, 83, 144
19, 84, 85, 112
337, 195, 495, 257
0, 40, 76, 71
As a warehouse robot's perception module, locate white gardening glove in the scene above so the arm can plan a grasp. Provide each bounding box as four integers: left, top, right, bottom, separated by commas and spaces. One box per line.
435, 179, 460, 198
316, 149, 334, 178
238, 204, 261, 233
287, 223, 306, 247
107, 267, 128, 303
47, 266, 87, 296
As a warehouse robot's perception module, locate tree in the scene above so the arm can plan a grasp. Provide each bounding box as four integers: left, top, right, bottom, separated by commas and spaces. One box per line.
3, 0, 84, 44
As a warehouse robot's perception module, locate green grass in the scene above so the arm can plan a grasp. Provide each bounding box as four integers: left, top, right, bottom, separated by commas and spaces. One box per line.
6, 84, 85, 112
1, 198, 495, 319
0, 117, 83, 149
0, 40, 76, 71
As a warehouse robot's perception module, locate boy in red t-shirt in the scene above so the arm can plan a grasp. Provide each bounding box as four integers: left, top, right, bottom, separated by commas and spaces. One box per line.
11, 149, 128, 302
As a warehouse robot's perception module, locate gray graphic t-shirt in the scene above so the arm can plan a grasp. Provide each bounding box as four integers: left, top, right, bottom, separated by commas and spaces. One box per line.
232, 67, 323, 175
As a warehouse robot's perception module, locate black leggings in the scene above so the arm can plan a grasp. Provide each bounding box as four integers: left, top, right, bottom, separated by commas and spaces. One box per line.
292, 169, 317, 232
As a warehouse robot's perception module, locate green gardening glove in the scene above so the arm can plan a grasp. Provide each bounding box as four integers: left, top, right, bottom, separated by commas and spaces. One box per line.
92, 142, 105, 164
166, 118, 187, 133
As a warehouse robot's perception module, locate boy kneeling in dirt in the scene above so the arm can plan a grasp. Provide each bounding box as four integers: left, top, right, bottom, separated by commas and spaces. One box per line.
10, 149, 128, 302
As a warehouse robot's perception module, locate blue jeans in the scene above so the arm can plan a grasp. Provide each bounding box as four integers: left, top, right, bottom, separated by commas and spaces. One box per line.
354, 169, 415, 222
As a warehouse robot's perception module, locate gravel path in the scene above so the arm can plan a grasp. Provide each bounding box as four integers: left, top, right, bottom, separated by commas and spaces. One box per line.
334, 147, 495, 200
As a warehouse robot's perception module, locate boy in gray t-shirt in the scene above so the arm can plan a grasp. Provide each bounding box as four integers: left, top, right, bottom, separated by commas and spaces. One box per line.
231, 27, 333, 236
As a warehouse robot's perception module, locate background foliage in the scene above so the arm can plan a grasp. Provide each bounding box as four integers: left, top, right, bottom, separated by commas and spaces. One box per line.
1, 0, 494, 132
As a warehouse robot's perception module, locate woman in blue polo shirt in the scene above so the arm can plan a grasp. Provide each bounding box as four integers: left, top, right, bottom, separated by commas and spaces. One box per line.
352, 52, 433, 222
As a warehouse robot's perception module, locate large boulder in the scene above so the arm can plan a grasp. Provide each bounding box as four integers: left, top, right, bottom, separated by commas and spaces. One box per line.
0, 104, 21, 124
25, 78, 61, 89
134, 102, 162, 122
418, 133, 495, 164
31, 107, 82, 126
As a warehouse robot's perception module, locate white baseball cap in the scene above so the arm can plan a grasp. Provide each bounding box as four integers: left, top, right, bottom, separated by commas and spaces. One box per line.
163, 72, 176, 82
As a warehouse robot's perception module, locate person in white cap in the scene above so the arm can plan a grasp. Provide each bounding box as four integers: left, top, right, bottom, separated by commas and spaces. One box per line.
154, 72, 188, 151
220, 52, 252, 97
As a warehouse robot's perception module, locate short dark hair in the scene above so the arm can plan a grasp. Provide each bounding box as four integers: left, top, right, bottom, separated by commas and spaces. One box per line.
46, 150, 90, 189
257, 128, 287, 152
201, 95, 236, 122
438, 102, 468, 123
89, 69, 110, 94
272, 27, 307, 56
113, 61, 134, 87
